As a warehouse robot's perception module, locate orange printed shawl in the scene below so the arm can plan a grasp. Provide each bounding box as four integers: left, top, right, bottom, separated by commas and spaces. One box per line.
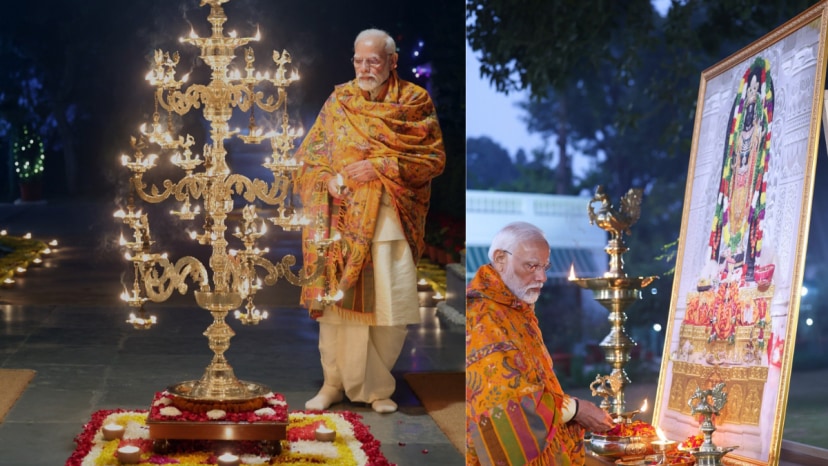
466, 264, 585, 466
295, 71, 445, 320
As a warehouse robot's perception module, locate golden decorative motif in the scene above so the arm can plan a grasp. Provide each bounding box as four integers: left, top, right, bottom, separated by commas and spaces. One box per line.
669, 361, 767, 425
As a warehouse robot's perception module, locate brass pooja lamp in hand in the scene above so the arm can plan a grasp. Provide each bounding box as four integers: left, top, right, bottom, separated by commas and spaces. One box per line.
115, 0, 332, 403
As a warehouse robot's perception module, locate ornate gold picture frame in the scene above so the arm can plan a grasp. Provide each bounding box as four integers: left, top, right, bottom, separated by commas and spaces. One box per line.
653, 4, 828, 465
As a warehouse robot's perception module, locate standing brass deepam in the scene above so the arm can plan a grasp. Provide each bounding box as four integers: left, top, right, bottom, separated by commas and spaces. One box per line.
686, 383, 738, 466
115, 0, 331, 402
569, 186, 657, 416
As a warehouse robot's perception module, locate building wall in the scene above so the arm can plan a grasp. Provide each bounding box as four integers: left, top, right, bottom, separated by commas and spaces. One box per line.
465, 190, 609, 279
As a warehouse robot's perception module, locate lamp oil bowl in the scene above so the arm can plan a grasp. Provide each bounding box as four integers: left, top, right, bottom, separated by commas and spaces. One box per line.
589, 433, 655, 458
686, 445, 738, 466
590, 419, 658, 458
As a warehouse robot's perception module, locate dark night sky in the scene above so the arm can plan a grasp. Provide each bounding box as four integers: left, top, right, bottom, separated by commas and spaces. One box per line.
0, 0, 465, 216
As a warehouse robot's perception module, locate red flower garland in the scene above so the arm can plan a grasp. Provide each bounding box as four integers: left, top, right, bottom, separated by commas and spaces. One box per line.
148, 391, 288, 423
66, 409, 394, 466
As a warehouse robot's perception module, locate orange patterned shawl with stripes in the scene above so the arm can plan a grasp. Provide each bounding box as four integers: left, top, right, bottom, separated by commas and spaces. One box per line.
466, 264, 586, 465
295, 71, 445, 320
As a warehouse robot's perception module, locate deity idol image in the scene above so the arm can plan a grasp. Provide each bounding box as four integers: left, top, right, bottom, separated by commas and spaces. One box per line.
708, 57, 774, 284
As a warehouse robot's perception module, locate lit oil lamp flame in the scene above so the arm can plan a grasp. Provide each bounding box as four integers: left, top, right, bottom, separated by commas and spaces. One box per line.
119, 234, 127, 246
641, 398, 648, 413
254, 26, 261, 41
181, 73, 190, 83
656, 426, 667, 442
114, 209, 126, 219
568, 263, 576, 281
189, 28, 198, 39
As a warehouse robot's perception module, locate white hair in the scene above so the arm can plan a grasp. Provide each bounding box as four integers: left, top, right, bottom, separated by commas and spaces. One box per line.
354, 28, 396, 55
488, 222, 548, 262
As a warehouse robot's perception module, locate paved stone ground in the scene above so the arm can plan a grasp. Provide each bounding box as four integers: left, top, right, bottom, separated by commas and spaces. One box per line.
0, 199, 464, 465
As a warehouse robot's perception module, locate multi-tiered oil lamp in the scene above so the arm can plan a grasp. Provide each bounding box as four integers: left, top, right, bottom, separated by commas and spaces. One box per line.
569, 186, 658, 458
115, 0, 333, 408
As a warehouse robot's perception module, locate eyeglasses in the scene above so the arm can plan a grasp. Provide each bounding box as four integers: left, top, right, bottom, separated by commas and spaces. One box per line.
503, 250, 552, 273
351, 56, 384, 68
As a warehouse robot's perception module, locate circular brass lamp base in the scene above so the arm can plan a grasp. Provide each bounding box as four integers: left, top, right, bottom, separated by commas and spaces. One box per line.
168, 379, 272, 401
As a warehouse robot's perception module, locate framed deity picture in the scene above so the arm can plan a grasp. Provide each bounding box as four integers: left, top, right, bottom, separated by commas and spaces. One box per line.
653, 3, 828, 465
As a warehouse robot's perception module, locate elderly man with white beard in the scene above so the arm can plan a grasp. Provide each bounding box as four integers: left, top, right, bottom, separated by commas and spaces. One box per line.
295, 28, 445, 414
466, 222, 613, 465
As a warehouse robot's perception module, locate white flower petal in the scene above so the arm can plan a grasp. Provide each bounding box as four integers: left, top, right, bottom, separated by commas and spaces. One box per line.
159, 406, 182, 417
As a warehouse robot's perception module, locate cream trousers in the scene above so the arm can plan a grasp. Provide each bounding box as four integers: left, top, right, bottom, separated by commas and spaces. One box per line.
315, 193, 419, 401
317, 322, 408, 403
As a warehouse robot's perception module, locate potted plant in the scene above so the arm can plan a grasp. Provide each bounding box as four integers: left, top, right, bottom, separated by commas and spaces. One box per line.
13, 125, 46, 201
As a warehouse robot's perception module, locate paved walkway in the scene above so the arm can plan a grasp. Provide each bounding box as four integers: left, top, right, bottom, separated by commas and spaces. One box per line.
0, 199, 464, 465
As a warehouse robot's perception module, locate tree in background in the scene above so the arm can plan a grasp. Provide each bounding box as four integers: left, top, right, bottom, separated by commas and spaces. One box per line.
466, 0, 820, 328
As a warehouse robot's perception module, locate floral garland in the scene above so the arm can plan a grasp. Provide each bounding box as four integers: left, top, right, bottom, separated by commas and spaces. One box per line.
0, 234, 48, 282
67, 409, 393, 466
148, 391, 288, 423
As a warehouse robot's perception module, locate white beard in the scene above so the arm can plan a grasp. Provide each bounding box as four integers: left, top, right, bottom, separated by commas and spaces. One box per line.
502, 267, 544, 304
